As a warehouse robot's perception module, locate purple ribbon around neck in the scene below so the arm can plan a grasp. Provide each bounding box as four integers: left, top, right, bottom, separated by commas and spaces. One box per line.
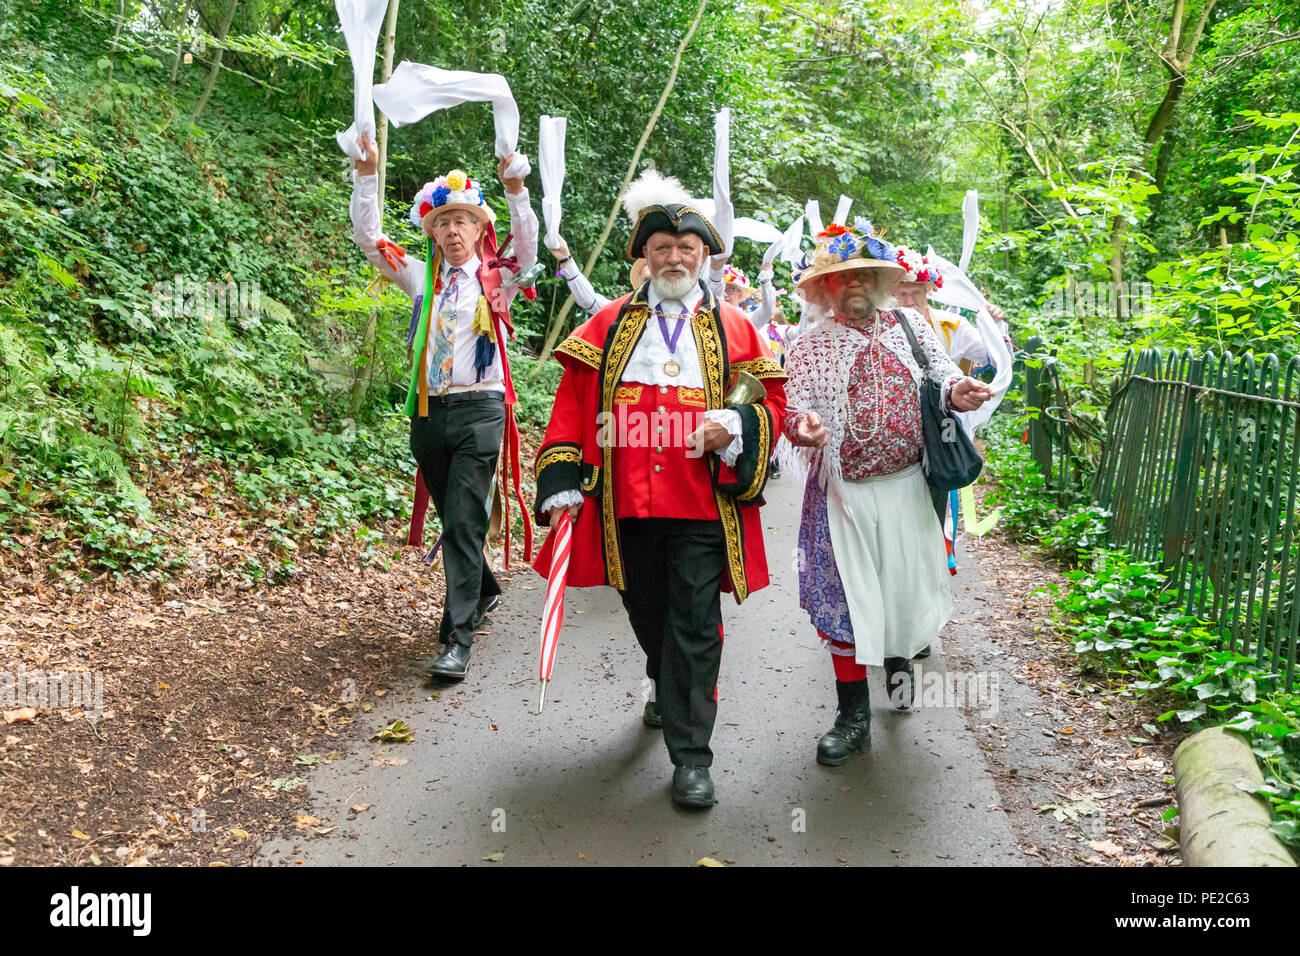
655, 305, 687, 354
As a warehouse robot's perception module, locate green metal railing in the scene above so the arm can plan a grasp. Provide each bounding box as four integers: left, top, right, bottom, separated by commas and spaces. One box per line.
1021, 336, 1084, 502
1096, 348, 1300, 690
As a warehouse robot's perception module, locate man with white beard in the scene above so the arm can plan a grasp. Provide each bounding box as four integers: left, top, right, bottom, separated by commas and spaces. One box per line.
531, 170, 805, 808
783, 223, 992, 757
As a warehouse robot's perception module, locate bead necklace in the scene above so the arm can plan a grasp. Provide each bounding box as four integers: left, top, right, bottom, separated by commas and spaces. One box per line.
841, 308, 891, 447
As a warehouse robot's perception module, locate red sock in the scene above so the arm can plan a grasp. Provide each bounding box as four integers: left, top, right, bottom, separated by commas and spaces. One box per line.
821, 632, 867, 682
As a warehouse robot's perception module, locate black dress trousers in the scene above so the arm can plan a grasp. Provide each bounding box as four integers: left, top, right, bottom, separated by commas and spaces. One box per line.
617, 517, 727, 768
409, 391, 505, 649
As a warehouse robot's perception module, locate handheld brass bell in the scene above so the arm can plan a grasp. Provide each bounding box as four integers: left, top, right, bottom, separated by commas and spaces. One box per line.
723, 368, 767, 406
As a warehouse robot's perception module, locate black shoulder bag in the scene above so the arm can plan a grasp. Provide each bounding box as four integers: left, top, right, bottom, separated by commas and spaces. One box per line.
896, 312, 983, 493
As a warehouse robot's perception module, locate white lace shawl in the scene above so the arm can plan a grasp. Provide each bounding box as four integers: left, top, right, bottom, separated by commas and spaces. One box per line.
782, 307, 964, 491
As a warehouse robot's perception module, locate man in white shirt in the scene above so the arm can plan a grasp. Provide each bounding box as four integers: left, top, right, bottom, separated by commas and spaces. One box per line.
350, 132, 539, 680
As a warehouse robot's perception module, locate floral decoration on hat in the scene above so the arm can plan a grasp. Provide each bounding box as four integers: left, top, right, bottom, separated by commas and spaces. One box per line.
723, 264, 750, 288
409, 169, 489, 229
792, 219, 906, 290
894, 244, 944, 287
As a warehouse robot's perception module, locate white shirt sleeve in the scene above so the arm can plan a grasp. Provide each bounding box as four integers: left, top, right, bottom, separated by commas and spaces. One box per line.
539, 490, 584, 517
708, 264, 726, 301
504, 187, 538, 270
350, 171, 425, 302
561, 259, 612, 317
703, 408, 743, 468
495, 187, 539, 309
945, 317, 994, 368
748, 269, 775, 330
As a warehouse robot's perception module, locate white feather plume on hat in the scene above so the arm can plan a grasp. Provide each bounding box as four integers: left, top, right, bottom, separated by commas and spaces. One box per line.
621, 169, 693, 223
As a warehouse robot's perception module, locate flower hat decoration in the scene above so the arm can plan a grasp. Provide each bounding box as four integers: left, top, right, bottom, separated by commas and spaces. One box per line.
791, 219, 906, 291
893, 244, 944, 287
722, 263, 750, 289
409, 168, 496, 236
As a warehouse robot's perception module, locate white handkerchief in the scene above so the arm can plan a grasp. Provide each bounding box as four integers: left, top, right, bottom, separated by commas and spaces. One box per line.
538, 115, 567, 246
333, 0, 389, 160
372, 61, 521, 158
804, 199, 824, 237
712, 108, 733, 256
833, 194, 852, 226
779, 214, 805, 265
959, 189, 979, 272
733, 217, 782, 245
924, 245, 1013, 434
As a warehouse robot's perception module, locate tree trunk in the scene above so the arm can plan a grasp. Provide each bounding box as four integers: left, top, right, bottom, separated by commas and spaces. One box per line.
536, 0, 711, 365
1106, 0, 1218, 319
105, 0, 126, 83
350, 0, 402, 419
189, 0, 238, 124
1174, 727, 1296, 867
170, 1, 192, 87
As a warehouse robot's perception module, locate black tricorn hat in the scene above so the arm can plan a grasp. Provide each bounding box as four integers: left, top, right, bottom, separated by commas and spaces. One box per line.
622, 170, 724, 260
627, 203, 725, 260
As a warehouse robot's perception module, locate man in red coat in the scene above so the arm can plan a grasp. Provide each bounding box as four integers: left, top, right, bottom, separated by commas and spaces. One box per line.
532, 171, 816, 808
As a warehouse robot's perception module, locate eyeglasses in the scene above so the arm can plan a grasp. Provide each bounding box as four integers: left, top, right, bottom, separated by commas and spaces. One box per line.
432, 215, 478, 232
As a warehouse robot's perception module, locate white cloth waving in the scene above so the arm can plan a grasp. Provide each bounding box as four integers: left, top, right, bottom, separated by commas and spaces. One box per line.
334, 0, 389, 160
372, 61, 521, 159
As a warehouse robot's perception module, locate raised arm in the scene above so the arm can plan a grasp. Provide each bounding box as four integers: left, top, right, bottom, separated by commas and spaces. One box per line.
547, 235, 612, 317
748, 267, 776, 330
350, 133, 425, 302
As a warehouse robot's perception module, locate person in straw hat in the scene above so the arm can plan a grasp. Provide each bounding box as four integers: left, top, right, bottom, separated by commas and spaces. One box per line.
532, 170, 813, 809
781, 221, 993, 765
349, 132, 538, 681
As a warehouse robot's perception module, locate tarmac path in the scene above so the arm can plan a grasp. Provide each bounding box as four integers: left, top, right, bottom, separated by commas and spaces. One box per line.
259, 475, 1025, 867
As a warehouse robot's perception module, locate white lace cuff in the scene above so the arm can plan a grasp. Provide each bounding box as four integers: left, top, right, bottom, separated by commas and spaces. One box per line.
704, 408, 743, 468
539, 490, 583, 519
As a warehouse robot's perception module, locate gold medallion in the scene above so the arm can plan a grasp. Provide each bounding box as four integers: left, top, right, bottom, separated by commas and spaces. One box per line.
664, 360, 681, 377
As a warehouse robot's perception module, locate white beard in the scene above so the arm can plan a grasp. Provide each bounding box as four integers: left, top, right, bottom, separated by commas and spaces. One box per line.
650, 268, 700, 301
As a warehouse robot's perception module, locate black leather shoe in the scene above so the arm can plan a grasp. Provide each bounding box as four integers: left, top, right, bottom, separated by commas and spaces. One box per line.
671, 766, 715, 809
884, 657, 914, 709
469, 594, 500, 631
428, 642, 471, 680
643, 699, 663, 728
817, 680, 871, 766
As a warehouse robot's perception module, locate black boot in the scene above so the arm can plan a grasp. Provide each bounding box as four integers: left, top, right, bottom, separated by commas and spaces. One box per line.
816, 679, 871, 766
883, 657, 914, 709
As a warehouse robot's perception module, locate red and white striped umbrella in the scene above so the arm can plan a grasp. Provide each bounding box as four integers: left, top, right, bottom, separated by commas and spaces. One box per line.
537, 510, 573, 712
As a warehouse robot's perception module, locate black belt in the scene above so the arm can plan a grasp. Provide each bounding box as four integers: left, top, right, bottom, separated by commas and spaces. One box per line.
424, 389, 505, 407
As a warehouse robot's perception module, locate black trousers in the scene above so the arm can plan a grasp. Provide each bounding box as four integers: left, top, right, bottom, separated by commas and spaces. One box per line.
618, 517, 727, 768
409, 391, 505, 649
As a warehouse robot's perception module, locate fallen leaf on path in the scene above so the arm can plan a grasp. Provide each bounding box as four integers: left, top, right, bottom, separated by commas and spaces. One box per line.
482, 852, 504, 862
1088, 839, 1123, 858
696, 857, 725, 867
3, 708, 36, 724
370, 720, 413, 743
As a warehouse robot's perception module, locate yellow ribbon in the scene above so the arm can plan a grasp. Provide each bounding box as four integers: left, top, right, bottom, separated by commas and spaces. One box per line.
473, 295, 496, 341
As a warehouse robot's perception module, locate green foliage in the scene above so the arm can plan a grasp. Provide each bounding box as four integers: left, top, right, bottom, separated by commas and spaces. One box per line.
986, 411, 1300, 854
1144, 112, 1300, 358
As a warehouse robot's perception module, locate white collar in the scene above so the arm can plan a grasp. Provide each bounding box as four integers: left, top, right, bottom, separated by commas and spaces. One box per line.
647, 278, 705, 315
441, 254, 480, 281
